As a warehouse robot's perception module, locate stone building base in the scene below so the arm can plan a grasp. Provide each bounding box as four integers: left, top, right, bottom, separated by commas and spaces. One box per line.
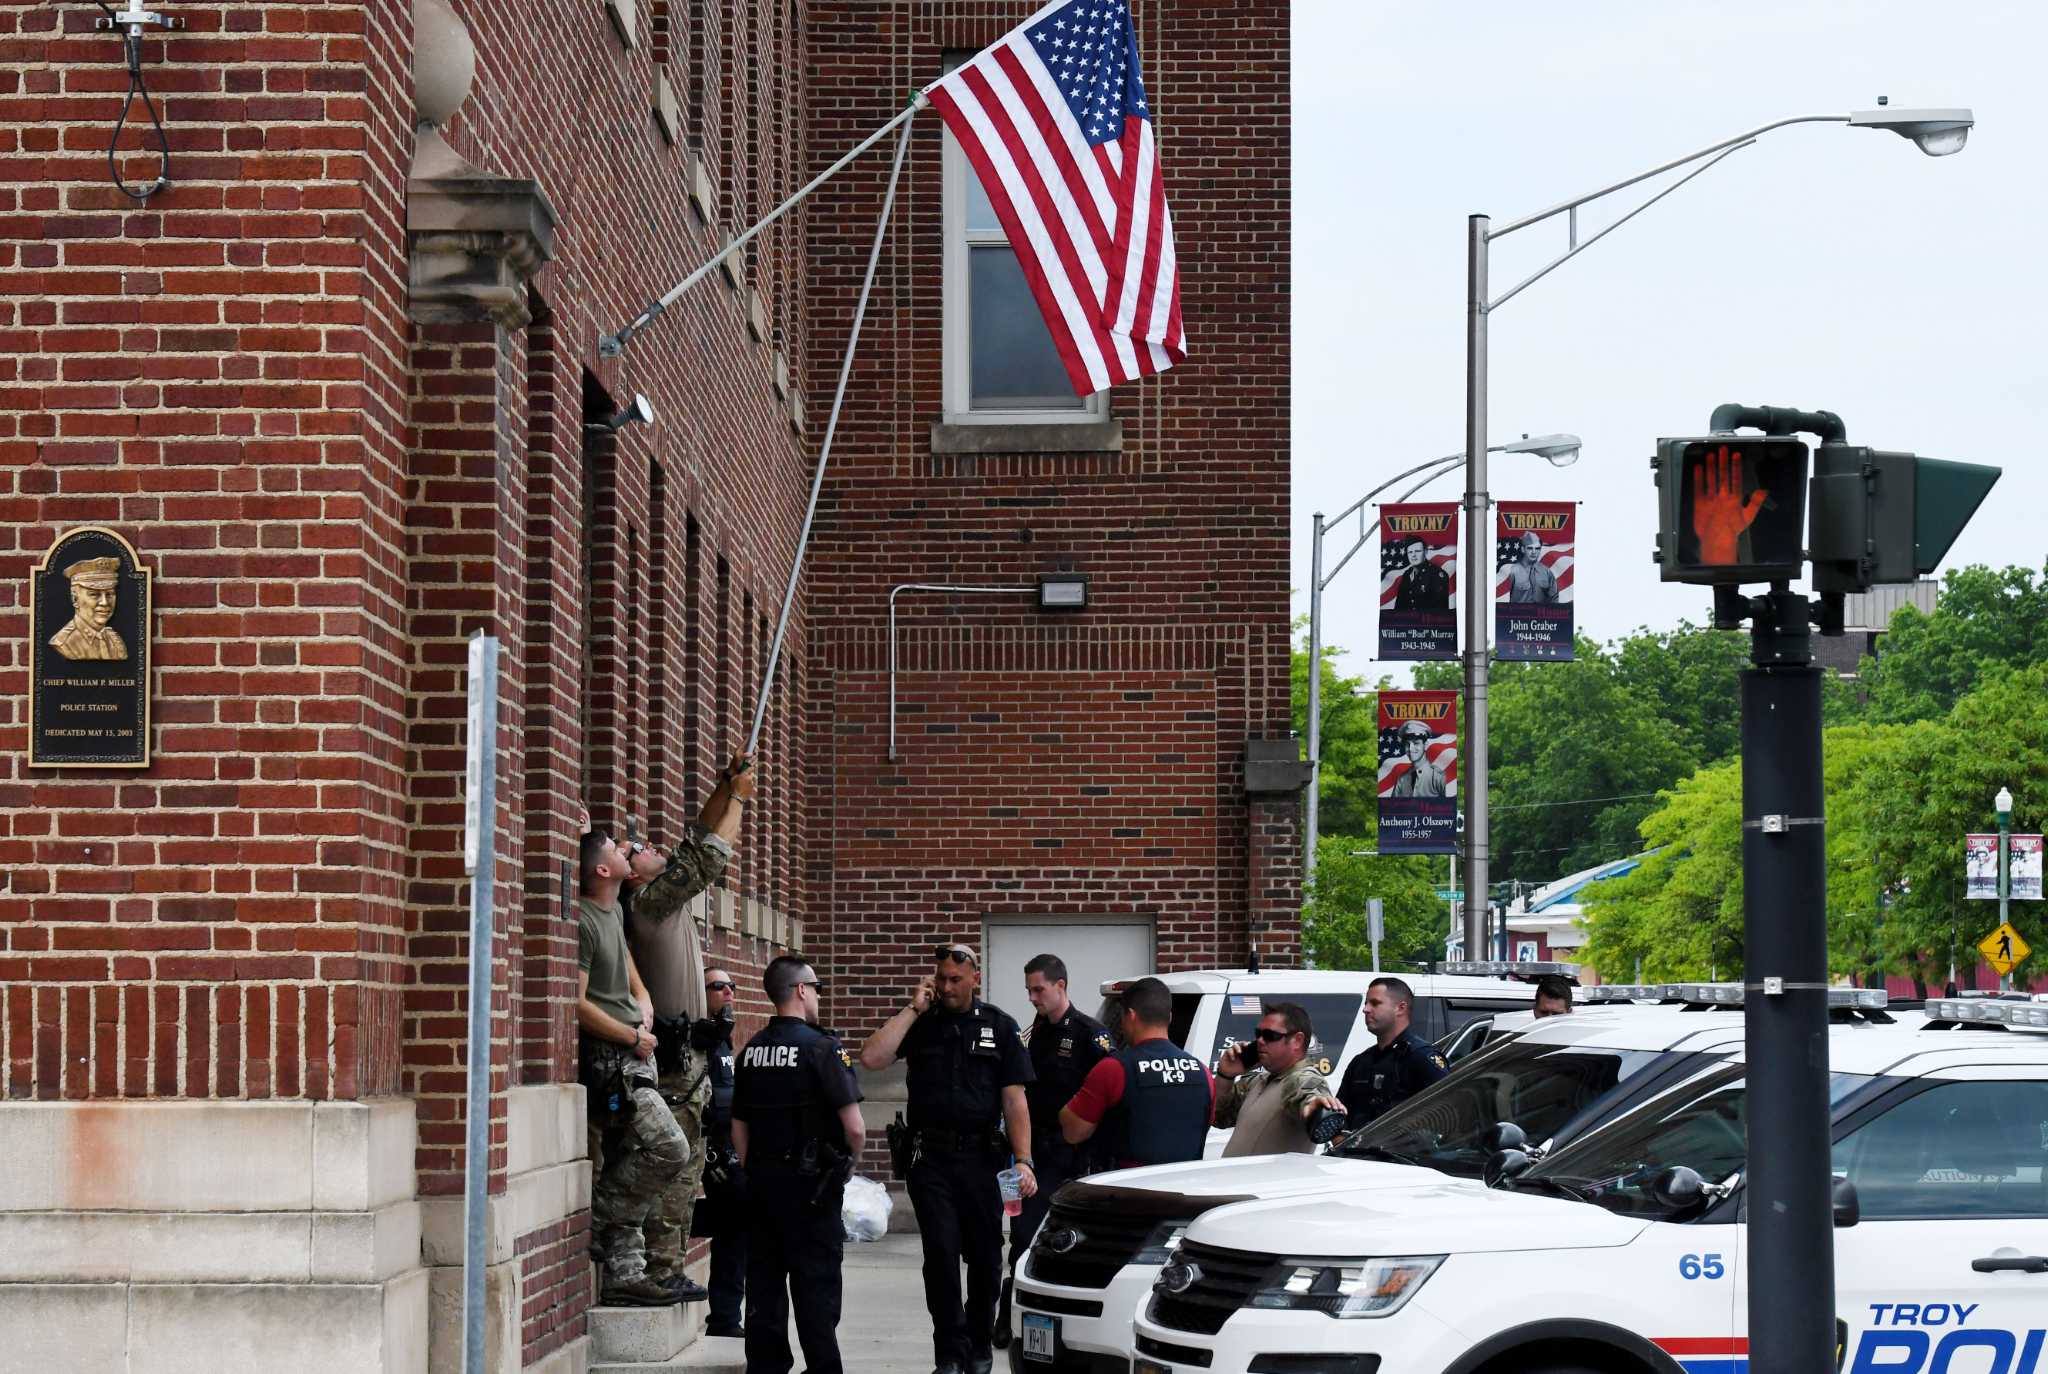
0, 1099, 428, 1374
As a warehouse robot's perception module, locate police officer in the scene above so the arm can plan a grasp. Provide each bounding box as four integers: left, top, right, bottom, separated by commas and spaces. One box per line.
1059, 976, 1213, 1168
1336, 975, 1449, 1131
993, 953, 1112, 1345
731, 956, 865, 1374
859, 944, 1035, 1374
697, 968, 746, 1338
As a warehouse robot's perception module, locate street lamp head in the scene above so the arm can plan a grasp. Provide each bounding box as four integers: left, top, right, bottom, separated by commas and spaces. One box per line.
1996, 785, 2014, 819
1848, 106, 1974, 157
1502, 432, 1583, 467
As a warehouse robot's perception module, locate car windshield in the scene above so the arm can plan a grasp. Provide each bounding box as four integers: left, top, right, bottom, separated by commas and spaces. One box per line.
1524, 1068, 1877, 1218
1332, 1040, 1727, 1177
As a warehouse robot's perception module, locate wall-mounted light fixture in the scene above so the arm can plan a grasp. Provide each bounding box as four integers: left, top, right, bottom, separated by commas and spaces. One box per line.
1036, 573, 1089, 611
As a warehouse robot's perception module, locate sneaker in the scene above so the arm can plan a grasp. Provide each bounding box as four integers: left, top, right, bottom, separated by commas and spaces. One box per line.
600, 1275, 678, 1308
660, 1275, 709, 1303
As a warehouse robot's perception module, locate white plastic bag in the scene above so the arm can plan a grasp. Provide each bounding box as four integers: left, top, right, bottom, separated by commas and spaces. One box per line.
842, 1174, 893, 1243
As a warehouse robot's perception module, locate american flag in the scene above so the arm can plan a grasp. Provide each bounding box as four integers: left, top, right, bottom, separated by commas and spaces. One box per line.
924, 0, 1185, 396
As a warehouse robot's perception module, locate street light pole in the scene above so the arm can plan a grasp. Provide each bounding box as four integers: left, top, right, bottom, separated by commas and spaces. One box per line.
1455, 105, 1970, 970
1462, 215, 1491, 962
1306, 511, 1326, 892
1998, 785, 2014, 992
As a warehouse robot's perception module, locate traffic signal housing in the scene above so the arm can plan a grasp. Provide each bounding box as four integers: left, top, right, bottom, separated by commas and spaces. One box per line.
1653, 436, 1810, 584
1808, 445, 2001, 594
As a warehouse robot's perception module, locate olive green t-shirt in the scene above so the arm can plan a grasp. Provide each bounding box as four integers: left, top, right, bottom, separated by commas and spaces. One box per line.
577, 896, 642, 1032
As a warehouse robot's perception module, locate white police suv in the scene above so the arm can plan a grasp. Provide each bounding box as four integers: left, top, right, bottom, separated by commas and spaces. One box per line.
1010, 992, 1787, 1372
1127, 996, 2048, 1374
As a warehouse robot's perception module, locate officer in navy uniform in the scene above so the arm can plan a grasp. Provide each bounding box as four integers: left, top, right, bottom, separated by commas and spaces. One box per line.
860, 944, 1036, 1374
1060, 976, 1214, 1168
731, 956, 866, 1374
1336, 975, 1449, 1131
697, 968, 746, 1338
993, 953, 1113, 1346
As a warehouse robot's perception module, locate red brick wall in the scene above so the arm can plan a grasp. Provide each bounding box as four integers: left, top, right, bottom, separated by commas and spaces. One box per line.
802, 0, 1297, 1040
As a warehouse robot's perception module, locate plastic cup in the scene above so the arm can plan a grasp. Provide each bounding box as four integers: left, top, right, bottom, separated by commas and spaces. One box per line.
997, 1167, 1024, 1217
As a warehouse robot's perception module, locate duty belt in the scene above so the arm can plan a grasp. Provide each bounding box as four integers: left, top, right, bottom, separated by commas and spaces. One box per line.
914, 1124, 1000, 1154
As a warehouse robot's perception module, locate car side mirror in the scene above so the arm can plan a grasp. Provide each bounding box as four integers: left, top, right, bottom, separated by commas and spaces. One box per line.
1488, 1121, 1529, 1153
1648, 1165, 1707, 1211
1483, 1148, 1532, 1188
1833, 1177, 1860, 1228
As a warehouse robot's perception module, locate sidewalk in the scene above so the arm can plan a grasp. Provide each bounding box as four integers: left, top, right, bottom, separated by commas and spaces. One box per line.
679, 1230, 934, 1373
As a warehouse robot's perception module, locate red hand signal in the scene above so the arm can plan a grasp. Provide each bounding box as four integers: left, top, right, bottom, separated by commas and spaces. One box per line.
1691, 444, 1767, 564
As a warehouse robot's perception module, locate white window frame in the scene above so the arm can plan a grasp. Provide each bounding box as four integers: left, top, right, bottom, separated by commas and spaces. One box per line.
941, 120, 1109, 427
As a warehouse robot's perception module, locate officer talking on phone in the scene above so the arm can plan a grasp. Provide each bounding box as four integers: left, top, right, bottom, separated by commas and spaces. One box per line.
859, 944, 1035, 1374
731, 956, 865, 1374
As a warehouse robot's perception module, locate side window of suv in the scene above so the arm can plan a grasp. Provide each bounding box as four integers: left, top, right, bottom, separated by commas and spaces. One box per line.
1834, 1080, 2048, 1220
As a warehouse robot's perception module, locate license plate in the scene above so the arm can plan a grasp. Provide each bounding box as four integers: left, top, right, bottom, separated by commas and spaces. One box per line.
1133, 1360, 1173, 1374
1021, 1313, 1057, 1362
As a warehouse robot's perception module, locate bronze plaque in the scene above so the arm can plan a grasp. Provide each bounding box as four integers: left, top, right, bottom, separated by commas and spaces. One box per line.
29, 527, 153, 769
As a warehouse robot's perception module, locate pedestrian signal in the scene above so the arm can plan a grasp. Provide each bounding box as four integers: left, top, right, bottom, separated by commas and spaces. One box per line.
1652, 436, 1809, 584
1808, 445, 2001, 594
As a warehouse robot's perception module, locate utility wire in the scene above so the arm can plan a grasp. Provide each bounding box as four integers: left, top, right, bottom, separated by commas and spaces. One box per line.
1490, 790, 1665, 813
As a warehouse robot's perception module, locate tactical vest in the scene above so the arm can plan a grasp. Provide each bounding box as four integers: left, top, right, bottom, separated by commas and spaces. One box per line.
1101, 1038, 1210, 1167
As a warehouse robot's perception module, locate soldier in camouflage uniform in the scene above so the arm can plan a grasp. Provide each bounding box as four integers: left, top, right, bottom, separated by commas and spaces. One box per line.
577, 828, 690, 1307
1211, 1000, 1339, 1157
621, 754, 756, 1302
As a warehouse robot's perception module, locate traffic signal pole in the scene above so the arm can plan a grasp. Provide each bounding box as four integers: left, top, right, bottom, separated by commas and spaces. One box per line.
1733, 583, 1835, 1374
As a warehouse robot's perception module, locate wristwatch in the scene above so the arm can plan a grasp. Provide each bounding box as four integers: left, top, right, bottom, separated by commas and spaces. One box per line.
1016, 1158, 1036, 1171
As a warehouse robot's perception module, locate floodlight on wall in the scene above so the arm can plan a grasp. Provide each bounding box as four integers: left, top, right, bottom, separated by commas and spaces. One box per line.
593, 393, 657, 432
1037, 574, 1090, 611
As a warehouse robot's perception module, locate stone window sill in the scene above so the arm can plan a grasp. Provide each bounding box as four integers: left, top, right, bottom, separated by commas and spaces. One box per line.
928, 418, 1122, 455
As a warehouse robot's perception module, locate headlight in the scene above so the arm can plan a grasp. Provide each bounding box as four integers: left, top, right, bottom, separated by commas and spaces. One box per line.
1247, 1256, 1443, 1319
1132, 1221, 1190, 1265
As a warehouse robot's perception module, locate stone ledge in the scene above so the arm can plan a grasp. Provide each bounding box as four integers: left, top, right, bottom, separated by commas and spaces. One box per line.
589, 1295, 704, 1363
0, 1273, 428, 1374
507, 1083, 586, 1178
0, 1200, 420, 1284
420, 1158, 590, 1267
527, 1335, 592, 1374
929, 418, 1123, 455
0, 1099, 416, 1215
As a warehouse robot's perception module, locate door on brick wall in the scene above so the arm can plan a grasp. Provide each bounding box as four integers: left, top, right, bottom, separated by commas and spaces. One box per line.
981, 918, 1155, 1028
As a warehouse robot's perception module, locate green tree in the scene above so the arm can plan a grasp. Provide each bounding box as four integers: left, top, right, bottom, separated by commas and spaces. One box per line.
1610, 622, 1749, 764
1579, 762, 1745, 981
1289, 620, 1387, 838
1859, 563, 2048, 724
1302, 835, 1447, 970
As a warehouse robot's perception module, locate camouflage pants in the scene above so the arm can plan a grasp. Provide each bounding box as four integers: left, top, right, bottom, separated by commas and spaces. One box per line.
645, 1046, 714, 1282
586, 1046, 690, 1284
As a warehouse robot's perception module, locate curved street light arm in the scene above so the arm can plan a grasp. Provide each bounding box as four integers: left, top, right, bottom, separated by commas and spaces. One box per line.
1318, 454, 1465, 589
1488, 113, 1851, 241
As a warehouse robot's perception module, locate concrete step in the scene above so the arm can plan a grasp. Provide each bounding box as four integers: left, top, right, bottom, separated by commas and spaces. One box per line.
588, 1298, 707, 1364
590, 1332, 745, 1374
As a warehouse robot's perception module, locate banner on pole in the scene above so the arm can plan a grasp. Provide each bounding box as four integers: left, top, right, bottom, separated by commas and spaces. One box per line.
1377, 690, 1458, 855
1378, 502, 1458, 660
1495, 501, 1574, 661
1966, 834, 1999, 900
2013, 834, 2044, 902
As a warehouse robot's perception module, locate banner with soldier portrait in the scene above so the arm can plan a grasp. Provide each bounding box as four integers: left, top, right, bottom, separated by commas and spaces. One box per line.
1378, 502, 1458, 660
1495, 501, 1575, 661
1967, 834, 2000, 900
1377, 690, 1458, 855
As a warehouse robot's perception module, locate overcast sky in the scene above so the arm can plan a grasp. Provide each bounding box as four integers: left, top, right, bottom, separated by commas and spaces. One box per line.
1291, 0, 2047, 679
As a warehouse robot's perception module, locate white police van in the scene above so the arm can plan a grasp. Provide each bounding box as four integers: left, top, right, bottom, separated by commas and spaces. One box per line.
1010, 988, 1790, 1372
1125, 995, 2048, 1374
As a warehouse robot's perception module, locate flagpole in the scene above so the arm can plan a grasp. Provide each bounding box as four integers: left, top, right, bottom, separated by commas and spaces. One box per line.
600, 96, 926, 358
745, 105, 919, 757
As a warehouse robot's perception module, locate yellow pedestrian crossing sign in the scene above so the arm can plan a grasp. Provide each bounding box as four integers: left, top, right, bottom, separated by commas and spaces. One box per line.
1979, 922, 2030, 977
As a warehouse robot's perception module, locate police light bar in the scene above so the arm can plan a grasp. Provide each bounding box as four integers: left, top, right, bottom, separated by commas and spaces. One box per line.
1661, 983, 1888, 1009
1583, 984, 1674, 1003
1460, 960, 1581, 982
1925, 998, 2048, 1029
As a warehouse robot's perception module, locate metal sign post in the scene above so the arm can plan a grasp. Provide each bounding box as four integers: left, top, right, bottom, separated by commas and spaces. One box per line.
460, 632, 500, 1374
1367, 898, 1384, 972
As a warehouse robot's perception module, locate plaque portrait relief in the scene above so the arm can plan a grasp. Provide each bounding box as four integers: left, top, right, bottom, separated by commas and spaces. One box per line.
28, 527, 153, 769
49, 556, 130, 661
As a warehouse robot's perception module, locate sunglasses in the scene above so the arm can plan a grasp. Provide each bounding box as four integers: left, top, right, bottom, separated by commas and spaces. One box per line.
933, 945, 979, 968
1253, 1028, 1294, 1043
796, 978, 825, 994
706, 980, 736, 993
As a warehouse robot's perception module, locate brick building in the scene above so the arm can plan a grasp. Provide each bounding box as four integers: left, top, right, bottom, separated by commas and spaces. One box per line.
0, 0, 1294, 1369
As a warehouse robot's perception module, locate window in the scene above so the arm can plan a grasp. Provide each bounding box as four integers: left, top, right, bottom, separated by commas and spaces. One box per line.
941, 69, 1107, 426
1834, 1079, 2048, 1220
